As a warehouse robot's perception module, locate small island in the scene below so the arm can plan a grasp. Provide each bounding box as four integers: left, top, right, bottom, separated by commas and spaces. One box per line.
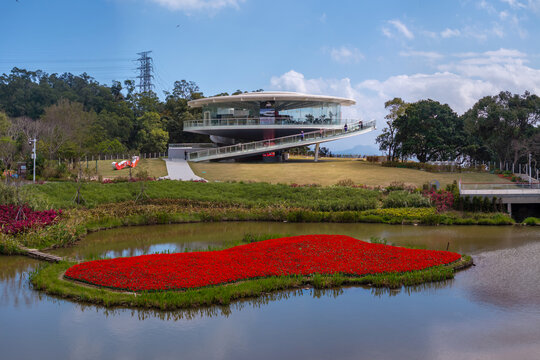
31, 234, 472, 310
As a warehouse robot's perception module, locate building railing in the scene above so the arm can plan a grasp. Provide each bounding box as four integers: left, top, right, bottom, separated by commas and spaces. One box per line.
168, 143, 217, 148
188, 120, 376, 161
459, 182, 540, 191
184, 117, 364, 128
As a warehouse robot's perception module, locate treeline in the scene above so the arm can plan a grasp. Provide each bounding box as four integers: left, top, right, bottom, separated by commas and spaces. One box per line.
0, 68, 232, 173
376, 92, 540, 165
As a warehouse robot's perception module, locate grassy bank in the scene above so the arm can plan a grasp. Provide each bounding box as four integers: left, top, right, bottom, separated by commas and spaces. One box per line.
2, 201, 514, 253
190, 159, 508, 187
30, 255, 472, 310
27, 180, 382, 210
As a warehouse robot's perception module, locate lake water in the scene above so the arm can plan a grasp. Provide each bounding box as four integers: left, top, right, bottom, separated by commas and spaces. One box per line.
1, 222, 539, 359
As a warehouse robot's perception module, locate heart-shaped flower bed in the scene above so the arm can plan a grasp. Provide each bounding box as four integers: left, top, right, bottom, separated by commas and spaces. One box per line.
64, 235, 462, 292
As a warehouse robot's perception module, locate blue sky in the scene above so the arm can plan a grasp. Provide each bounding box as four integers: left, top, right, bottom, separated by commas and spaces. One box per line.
1, 0, 539, 151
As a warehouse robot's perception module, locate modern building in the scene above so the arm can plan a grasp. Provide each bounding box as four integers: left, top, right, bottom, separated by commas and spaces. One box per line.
171, 91, 375, 162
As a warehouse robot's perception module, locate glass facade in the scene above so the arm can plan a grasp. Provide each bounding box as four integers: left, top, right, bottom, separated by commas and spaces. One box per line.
202, 100, 342, 125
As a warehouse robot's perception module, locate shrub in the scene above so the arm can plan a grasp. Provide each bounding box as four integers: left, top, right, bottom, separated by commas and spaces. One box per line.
382, 191, 431, 208
335, 179, 356, 187
0, 204, 61, 234
423, 190, 454, 212
522, 217, 539, 225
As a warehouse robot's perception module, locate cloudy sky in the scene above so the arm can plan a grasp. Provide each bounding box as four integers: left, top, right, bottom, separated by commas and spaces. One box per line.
1, 0, 539, 151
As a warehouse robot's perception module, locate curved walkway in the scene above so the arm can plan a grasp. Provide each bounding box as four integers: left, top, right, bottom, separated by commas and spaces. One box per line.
164, 159, 205, 181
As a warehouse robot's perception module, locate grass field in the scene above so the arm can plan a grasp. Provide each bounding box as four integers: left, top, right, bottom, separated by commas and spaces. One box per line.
90, 158, 168, 179
190, 158, 508, 187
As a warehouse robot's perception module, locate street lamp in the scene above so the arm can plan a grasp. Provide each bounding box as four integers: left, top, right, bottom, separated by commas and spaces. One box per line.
29, 138, 37, 183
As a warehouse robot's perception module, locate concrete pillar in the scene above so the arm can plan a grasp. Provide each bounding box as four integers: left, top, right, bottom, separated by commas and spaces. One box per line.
314, 143, 320, 162
507, 202, 512, 216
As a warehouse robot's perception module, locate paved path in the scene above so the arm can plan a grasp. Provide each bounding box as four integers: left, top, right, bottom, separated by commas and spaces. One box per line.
164, 160, 205, 181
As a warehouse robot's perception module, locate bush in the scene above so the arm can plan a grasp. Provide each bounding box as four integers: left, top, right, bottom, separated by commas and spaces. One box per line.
382, 161, 485, 173
382, 191, 431, 208
423, 190, 454, 212
522, 217, 540, 225
335, 179, 355, 187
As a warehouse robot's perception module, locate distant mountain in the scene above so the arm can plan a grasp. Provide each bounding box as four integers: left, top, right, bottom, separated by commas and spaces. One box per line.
332, 144, 382, 156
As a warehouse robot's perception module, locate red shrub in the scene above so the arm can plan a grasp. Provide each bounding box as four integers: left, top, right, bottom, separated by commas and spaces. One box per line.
424, 190, 454, 212
0, 205, 61, 234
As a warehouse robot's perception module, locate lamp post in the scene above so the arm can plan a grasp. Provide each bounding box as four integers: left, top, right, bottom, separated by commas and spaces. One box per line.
29, 138, 37, 183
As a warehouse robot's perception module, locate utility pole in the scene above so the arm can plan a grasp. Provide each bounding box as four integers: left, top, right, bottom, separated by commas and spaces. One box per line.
135, 51, 154, 93
529, 153, 532, 186
29, 138, 37, 183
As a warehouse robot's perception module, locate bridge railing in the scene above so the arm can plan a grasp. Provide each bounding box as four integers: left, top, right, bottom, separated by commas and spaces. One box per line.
184, 117, 366, 128
188, 120, 376, 161
460, 182, 540, 191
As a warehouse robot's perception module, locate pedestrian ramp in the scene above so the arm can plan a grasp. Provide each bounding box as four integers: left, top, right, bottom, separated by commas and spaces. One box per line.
188, 121, 376, 162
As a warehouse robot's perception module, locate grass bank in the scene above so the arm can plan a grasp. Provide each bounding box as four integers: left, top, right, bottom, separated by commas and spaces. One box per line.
30, 255, 472, 310
27, 180, 381, 210
3, 201, 513, 253
190, 159, 508, 187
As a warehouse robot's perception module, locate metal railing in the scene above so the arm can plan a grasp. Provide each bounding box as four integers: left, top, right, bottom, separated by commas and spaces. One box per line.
168, 143, 217, 148
184, 117, 364, 128
459, 182, 540, 191
188, 120, 376, 162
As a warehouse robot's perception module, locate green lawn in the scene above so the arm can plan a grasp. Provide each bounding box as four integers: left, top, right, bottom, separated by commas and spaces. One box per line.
88, 158, 168, 179
190, 158, 507, 187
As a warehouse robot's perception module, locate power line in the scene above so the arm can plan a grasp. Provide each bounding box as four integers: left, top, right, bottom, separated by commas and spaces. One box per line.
135, 51, 154, 93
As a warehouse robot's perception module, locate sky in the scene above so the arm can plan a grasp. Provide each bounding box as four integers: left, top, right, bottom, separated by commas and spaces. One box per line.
1, 0, 539, 151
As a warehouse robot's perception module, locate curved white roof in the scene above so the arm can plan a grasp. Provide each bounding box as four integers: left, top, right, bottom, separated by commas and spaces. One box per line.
188, 91, 356, 107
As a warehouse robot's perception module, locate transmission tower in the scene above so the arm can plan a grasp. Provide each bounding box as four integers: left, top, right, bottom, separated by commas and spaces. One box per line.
135, 51, 154, 93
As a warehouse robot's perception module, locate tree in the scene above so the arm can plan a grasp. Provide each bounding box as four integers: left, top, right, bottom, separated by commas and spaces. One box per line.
135, 112, 169, 153
0, 112, 18, 171
167, 80, 201, 101
40, 99, 97, 159
376, 98, 408, 161
462, 91, 540, 165
394, 99, 464, 163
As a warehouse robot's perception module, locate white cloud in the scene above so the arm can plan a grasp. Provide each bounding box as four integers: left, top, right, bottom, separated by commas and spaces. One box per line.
399, 50, 443, 60
329, 46, 364, 63
501, 0, 526, 9
149, 0, 244, 12
269, 48, 539, 149
381, 27, 393, 38
387, 20, 414, 39
320, 13, 327, 23
441, 28, 461, 38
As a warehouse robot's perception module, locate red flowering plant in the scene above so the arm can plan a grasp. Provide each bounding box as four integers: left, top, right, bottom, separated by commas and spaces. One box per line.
0, 205, 61, 234
423, 190, 454, 212
64, 235, 462, 292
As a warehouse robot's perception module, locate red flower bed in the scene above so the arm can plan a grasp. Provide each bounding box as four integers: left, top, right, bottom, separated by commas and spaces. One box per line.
65, 235, 461, 292
0, 205, 61, 234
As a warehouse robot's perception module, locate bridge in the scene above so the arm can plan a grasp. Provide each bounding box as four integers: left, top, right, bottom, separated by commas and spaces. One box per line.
187, 120, 376, 162
459, 181, 540, 220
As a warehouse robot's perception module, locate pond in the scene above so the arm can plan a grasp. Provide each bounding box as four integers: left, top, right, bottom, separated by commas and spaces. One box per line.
1, 222, 539, 359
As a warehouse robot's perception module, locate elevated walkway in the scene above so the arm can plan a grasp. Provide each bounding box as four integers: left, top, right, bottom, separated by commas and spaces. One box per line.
459, 181, 540, 219
188, 121, 375, 162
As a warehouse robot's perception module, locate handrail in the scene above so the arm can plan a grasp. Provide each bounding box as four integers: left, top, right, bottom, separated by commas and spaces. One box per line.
168, 143, 216, 148
188, 120, 376, 162
184, 117, 365, 128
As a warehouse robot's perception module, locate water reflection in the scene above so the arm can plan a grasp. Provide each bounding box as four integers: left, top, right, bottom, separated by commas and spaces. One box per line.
0, 256, 41, 308
1, 223, 539, 360
50, 222, 540, 260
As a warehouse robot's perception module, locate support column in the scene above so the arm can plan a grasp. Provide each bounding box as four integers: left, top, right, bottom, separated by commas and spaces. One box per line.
314, 143, 320, 162
507, 202, 512, 217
